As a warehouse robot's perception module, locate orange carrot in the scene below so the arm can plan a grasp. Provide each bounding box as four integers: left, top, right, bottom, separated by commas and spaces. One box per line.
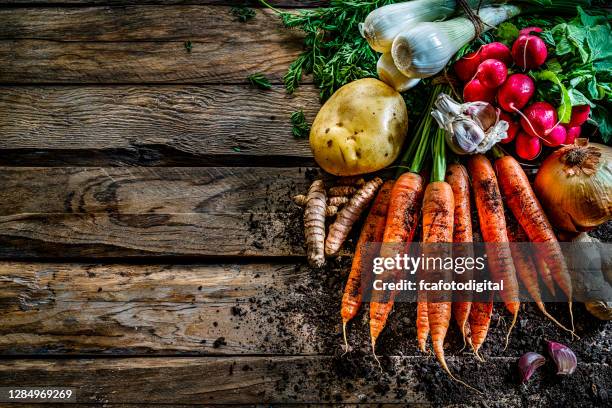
341, 180, 394, 352
370, 172, 424, 356
468, 154, 520, 348
494, 155, 574, 332
506, 220, 573, 334
468, 300, 493, 361
416, 301, 429, 353
422, 181, 458, 383
420, 130, 478, 392
446, 163, 473, 347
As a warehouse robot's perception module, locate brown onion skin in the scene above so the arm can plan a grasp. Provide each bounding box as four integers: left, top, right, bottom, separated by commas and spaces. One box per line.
534, 142, 612, 232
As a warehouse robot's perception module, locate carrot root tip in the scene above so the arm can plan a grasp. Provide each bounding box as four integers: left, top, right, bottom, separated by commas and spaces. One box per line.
503, 310, 518, 352
341, 321, 349, 356
371, 340, 383, 373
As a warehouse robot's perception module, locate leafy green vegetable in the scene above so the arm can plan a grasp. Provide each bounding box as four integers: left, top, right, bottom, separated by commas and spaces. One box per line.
247, 73, 272, 90
541, 7, 612, 141
231, 6, 256, 23
290, 110, 310, 139
531, 70, 572, 123
496, 22, 520, 46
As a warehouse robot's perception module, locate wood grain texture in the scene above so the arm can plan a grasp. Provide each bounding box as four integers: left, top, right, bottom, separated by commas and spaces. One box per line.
0, 262, 331, 355
0, 167, 333, 257
1, 356, 609, 405
1, 1, 327, 6
0, 7, 304, 83
0, 85, 317, 166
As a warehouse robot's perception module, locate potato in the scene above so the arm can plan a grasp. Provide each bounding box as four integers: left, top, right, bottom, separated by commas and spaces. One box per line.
309, 78, 408, 176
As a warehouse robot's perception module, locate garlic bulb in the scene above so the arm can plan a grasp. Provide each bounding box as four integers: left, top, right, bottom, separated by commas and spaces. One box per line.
431, 93, 508, 155
360, 0, 456, 53
391, 5, 521, 78
377, 53, 421, 92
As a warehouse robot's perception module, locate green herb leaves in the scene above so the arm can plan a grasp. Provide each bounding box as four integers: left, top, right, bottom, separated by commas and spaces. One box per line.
231, 7, 256, 23
248, 73, 272, 90
291, 110, 310, 139
267, 1, 400, 101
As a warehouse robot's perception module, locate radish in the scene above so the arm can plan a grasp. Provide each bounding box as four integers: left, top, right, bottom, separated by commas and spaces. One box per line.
520, 101, 557, 139
563, 125, 581, 144
499, 112, 519, 144
568, 105, 591, 127
512, 28, 547, 70
455, 52, 481, 82
542, 125, 566, 147
480, 42, 513, 66
497, 74, 535, 113
515, 131, 542, 160
519, 27, 543, 36
475, 59, 507, 89
463, 78, 496, 103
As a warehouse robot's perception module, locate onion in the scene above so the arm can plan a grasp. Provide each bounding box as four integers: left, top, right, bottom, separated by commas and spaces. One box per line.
534, 140, 612, 232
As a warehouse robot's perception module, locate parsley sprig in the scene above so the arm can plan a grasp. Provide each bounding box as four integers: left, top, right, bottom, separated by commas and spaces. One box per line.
248, 73, 272, 90
231, 7, 256, 23
290, 110, 310, 139
262, 0, 402, 101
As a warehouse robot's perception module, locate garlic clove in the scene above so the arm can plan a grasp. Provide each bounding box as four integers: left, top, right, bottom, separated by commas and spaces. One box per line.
547, 341, 577, 375
377, 53, 421, 92
450, 117, 486, 155
518, 352, 546, 383
463, 102, 498, 131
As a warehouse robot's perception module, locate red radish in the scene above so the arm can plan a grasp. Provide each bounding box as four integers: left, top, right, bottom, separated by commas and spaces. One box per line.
475, 59, 507, 89
455, 52, 481, 82
463, 78, 496, 103
515, 131, 542, 160
512, 29, 547, 70
499, 112, 519, 144
568, 105, 591, 127
542, 125, 566, 147
497, 74, 535, 113
480, 42, 513, 66
520, 101, 557, 139
564, 125, 581, 144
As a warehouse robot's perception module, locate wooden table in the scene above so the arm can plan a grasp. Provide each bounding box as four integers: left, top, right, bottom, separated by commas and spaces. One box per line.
1, 1, 610, 406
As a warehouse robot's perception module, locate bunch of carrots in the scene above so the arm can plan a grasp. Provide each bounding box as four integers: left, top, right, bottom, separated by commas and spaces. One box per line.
337, 86, 576, 390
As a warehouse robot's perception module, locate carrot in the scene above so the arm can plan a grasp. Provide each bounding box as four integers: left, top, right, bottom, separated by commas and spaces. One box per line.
416, 301, 429, 353
494, 155, 574, 332
422, 130, 479, 392
369, 85, 442, 363
446, 163, 473, 348
468, 300, 493, 361
506, 220, 573, 334
369, 172, 424, 355
341, 180, 394, 353
467, 154, 520, 349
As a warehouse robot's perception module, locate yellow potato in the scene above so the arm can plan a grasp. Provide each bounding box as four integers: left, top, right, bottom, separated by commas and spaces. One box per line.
310, 78, 408, 176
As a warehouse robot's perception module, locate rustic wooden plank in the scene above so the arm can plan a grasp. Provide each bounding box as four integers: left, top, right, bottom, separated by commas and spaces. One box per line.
0, 167, 327, 257
0, 6, 296, 41
0, 85, 317, 166
2, 261, 610, 359
0, 7, 304, 83
1, 1, 327, 6
0, 262, 337, 355
1, 356, 609, 405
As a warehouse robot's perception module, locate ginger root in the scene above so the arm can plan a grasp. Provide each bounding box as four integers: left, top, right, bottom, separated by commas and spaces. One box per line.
328, 186, 356, 197
325, 177, 384, 256
304, 180, 327, 268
